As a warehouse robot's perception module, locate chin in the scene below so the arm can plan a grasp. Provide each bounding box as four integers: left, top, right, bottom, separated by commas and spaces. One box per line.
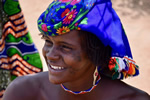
48, 76, 63, 84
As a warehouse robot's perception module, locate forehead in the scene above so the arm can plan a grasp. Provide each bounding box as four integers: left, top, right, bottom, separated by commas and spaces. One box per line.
45, 30, 81, 45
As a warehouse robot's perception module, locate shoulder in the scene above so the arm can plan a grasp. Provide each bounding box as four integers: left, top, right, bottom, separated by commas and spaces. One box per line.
119, 88, 150, 100
114, 80, 150, 100
99, 76, 150, 100
130, 90, 150, 100
3, 72, 48, 100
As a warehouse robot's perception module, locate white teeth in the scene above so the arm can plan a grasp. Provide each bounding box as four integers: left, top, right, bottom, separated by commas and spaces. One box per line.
51, 65, 64, 70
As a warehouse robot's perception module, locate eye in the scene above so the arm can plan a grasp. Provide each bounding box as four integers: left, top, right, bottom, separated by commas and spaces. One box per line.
61, 45, 72, 52
45, 40, 53, 46
40, 34, 45, 40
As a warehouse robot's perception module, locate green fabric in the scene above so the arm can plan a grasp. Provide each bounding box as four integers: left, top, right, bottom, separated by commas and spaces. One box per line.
0, 0, 43, 98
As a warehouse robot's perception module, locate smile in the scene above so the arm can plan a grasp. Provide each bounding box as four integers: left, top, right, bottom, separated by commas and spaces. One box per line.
50, 65, 65, 70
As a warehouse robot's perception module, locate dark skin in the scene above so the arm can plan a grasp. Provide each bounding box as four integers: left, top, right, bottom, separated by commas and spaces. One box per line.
3, 30, 150, 100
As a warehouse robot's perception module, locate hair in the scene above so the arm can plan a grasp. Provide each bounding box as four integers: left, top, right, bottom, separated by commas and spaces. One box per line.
79, 30, 112, 69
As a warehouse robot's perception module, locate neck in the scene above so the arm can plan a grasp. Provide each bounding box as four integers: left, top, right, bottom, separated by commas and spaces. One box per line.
63, 74, 94, 92
61, 66, 100, 94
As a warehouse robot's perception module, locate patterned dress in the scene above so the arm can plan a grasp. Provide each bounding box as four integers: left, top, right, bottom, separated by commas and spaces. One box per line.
0, 0, 43, 98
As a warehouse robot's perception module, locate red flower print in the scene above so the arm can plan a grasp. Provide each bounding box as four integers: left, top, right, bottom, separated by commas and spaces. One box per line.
71, 0, 81, 5
75, 22, 78, 26
59, 0, 72, 3
56, 26, 70, 35
41, 24, 48, 32
63, 9, 77, 24
77, 27, 81, 30
61, 8, 70, 18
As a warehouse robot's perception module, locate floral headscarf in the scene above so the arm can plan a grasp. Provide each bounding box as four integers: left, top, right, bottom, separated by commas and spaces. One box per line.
38, 0, 139, 80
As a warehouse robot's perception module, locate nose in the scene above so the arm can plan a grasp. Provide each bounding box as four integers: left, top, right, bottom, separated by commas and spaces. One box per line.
44, 46, 60, 61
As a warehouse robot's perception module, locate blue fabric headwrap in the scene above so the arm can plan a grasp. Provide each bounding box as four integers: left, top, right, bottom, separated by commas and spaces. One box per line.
38, 0, 139, 79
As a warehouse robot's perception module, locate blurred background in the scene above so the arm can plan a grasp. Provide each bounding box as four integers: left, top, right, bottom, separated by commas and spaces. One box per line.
19, 0, 150, 94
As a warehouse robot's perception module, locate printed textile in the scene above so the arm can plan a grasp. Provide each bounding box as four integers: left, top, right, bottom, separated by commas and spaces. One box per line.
38, 0, 139, 80
0, 0, 43, 98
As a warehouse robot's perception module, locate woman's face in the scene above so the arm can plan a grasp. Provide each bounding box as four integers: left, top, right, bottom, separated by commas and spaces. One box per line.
42, 30, 95, 84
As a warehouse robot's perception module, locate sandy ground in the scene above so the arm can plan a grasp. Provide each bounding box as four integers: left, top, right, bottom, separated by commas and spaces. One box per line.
19, 0, 150, 94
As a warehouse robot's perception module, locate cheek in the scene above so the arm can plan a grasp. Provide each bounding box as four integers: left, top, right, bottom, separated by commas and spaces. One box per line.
67, 51, 82, 64
71, 53, 81, 62
42, 45, 48, 58
64, 51, 83, 74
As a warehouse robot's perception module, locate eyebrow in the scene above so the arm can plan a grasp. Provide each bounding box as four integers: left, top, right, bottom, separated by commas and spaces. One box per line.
41, 34, 49, 39
58, 41, 74, 47
41, 34, 75, 47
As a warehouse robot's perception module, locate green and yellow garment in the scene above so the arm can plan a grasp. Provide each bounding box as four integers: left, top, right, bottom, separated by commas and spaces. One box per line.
0, 0, 43, 98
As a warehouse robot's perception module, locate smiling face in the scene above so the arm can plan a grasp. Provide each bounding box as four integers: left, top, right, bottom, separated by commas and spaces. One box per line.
42, 30, 95, 84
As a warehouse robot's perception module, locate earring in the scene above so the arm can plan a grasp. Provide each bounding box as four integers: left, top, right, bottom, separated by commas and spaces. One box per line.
93, 66, 98, 85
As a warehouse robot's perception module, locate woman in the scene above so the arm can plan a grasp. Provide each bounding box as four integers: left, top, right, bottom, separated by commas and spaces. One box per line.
3, 0, 150, 100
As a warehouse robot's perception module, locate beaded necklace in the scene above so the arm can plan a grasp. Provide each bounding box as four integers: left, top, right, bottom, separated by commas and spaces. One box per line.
60, 75, 101, 95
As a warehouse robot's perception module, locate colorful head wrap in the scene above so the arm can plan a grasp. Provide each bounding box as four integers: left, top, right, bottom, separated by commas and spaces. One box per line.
37, 0, 139, 80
